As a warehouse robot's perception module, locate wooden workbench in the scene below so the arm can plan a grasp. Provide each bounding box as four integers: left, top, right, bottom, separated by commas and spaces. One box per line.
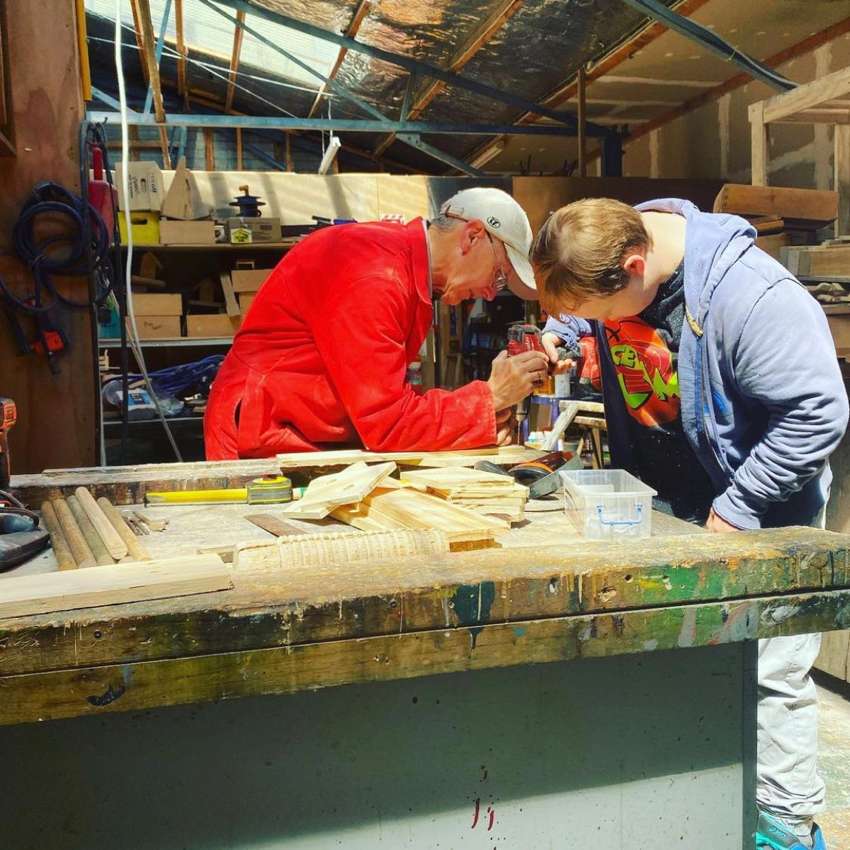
4, 457, 850, 849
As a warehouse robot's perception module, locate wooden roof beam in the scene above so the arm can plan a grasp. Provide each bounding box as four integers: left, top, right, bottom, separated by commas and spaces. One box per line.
128, 0, 149, 84
175, 0, 188, 105
374, 0, 525, 159
224, 10, 246, 113
307, 0, 371, 119
135, 0, 171, 167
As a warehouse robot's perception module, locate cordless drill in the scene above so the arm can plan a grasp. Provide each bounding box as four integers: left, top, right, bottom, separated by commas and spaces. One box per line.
0, 397, 15, 491
506, 323, 552, 393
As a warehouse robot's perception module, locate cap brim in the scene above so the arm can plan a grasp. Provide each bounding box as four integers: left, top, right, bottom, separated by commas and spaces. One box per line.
504, 243, 538, 301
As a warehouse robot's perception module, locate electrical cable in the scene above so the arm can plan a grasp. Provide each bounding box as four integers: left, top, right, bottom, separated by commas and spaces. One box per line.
620, 0, 796, 92
114, 0, 183, 462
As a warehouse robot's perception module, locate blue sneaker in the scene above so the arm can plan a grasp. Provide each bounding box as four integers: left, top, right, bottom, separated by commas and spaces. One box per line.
756, 812, 826, 849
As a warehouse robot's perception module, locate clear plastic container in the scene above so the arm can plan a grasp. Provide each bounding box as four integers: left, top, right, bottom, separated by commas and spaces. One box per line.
560, 469, 657, 539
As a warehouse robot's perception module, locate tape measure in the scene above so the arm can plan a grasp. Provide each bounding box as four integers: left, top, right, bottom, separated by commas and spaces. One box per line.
246, 475, 292, 504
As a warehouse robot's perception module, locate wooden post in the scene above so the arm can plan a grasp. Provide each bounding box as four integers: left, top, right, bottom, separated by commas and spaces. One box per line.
285, 132, 294, 172
204, 128, 215, 170
236, 127, 243, 170
74, 0, 92, 101
577, 66, 586, 177
836, 124, 850, 237
749, 101, 768, 186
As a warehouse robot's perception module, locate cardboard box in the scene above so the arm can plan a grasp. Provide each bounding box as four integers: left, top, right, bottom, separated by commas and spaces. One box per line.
186, 314, 240, 338
132, 293, 182, 316
131, 315, 181, 339
159, 219, 217, 245
161, 157, 210, 220
228, 217, 282, 243
238, 293, 256, 312
116, 161, 165, 211
231, 268, 271, 293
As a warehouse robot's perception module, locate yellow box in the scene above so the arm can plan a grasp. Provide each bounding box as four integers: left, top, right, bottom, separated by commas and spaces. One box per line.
118, 210, 161, 245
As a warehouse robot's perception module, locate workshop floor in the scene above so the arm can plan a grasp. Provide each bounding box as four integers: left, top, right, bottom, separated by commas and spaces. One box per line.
816, 673, 850, 849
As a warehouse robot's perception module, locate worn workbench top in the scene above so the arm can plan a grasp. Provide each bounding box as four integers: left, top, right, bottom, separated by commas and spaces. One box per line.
3, 458, 850, 726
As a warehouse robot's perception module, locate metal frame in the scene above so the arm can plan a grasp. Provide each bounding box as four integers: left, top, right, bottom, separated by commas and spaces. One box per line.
85, 110, 599, 136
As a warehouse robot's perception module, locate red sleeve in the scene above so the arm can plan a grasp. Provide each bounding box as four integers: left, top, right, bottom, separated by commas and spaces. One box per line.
308, 272, 496, 452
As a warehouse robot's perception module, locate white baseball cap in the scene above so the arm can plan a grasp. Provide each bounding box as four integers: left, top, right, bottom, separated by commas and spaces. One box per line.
440, 188, 537, 300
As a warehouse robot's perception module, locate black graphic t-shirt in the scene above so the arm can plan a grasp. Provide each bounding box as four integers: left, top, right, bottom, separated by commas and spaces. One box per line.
603, 263, 716, 523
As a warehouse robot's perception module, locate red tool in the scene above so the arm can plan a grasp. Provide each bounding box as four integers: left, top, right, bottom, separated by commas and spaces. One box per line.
0, 397, 15, 491
507, 322, 552, 393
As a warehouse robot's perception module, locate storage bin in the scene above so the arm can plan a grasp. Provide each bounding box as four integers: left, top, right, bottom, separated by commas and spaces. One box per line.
117, 210, 160, 245
560, 469, 656, 539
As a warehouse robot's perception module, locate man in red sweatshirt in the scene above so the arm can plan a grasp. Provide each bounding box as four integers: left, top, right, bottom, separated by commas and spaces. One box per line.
205, 188, 547, 459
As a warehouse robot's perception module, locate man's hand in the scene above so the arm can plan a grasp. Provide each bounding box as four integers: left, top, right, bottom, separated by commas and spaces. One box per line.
705, 508, 739, 533
488, 350, 549, 410
542, 331, 574, 375
495, 407, 515, 446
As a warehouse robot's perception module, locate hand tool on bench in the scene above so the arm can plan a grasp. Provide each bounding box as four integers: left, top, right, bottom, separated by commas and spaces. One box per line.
474, 449, 580, 500
146, 475, 292, 506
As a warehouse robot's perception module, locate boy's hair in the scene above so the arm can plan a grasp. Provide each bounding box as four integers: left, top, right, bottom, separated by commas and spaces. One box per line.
530, 198, 651, 310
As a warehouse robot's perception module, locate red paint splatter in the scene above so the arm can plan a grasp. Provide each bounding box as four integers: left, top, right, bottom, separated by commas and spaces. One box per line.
487, 805, 495, 831
471, 798, 480, 829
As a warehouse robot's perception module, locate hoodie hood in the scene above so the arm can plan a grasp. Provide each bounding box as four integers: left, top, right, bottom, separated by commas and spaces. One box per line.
635, 198, 756, 326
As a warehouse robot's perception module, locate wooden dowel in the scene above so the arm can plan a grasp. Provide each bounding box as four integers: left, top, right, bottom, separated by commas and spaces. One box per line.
39, 501, 76, 571
75, 487, 128, 560
67, 495, 113, 566
51, 499, 96, 569
97, 497, 151, 561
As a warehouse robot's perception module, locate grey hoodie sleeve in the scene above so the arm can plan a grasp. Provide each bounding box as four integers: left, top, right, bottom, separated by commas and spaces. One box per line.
713, 280, 849, 529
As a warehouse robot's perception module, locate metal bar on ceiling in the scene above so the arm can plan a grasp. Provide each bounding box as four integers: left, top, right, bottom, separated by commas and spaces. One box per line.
307, 0, 371, 118
92, 86, 140, 114
619, 0, 795, 92
212, 0, 602, 132
397, 134, 484, 177
85, 111, 603, 135
143, 0, 172, 115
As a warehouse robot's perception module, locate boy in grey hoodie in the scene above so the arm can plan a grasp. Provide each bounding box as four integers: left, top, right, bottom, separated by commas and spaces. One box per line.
533, 197, 848, 849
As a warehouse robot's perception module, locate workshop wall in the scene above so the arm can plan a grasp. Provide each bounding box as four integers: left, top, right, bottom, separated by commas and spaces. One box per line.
0, 0, 95, 474
624, 31, 850, 187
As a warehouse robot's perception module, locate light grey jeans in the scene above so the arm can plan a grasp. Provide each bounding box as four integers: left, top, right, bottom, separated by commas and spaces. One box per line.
757, 633, 825, 819
757, 506, 826, 823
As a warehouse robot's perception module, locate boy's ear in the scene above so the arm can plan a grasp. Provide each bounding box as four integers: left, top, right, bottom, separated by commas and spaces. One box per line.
621, 251, 646, 279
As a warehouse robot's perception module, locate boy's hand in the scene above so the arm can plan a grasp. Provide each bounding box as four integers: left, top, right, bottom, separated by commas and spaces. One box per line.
705, 508, 739, 533
542, 332, 574, 375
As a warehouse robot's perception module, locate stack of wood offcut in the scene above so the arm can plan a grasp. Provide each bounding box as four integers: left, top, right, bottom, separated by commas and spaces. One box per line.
279, 461, 515, 549
399, 467, 528, 523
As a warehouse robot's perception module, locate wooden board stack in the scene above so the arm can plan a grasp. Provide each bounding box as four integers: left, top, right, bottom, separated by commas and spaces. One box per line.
399, 467, 529, 523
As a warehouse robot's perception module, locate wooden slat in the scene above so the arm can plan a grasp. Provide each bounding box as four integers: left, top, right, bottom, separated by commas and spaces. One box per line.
236, 127, 243, 170
837, 125, 850, 238
135, 0, 171, 166
373, 0, 526, 158
0, 556, 231, 619
750, 102, 767, 187
277, 446, 544, 470
204, 128, 214, 170
175, 0, 187, 103
219, 272, 240, 318
577, 67, 587, 177
761, 64, 850, 125
307, 0, 371, 118
224, 10, 245, 113
713, 184, 838, 225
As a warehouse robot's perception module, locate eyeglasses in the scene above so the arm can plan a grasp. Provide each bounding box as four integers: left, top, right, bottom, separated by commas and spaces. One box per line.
485, 232, 509, 292
442, 211, 508, 292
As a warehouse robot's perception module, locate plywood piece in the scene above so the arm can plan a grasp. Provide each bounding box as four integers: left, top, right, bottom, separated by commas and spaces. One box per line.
233, 528, 450, 571
277, 446, 544, 470
375, 174, 430, 222
0, 555, 232, 620
281, 461, 396, 519
400, 467, 527, 498
713, 184, 838, 226
332, 486, 507, 543
131, 293, 182, 316
161, 156, 209, 220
